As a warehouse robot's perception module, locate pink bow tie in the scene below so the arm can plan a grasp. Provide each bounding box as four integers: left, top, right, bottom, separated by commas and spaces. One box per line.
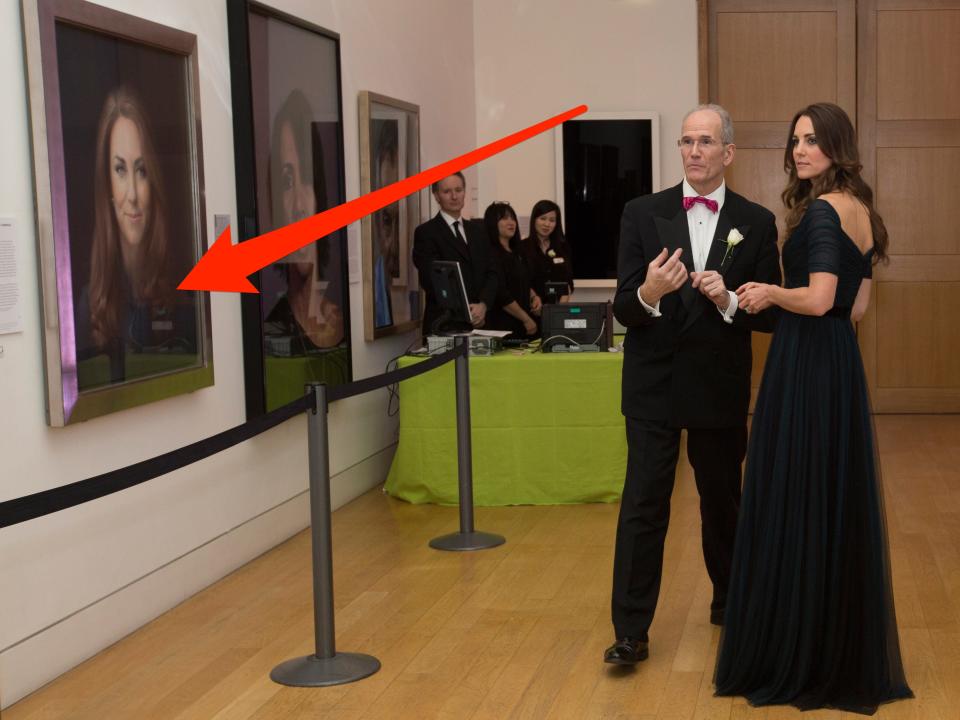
683, 195, 718, 213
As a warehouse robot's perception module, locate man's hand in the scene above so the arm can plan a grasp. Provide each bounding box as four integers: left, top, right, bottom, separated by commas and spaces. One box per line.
469, 302, 487, 327
638, 248, 687, 306
691, 270, 730, 311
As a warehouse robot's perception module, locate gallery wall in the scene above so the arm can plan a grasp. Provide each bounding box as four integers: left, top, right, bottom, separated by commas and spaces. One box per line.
0, 0, 477, 706
0, 0, 699, 707
472, 0, 699, 264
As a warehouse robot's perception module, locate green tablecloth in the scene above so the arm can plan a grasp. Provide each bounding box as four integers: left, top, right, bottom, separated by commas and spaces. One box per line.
265, 348, 350, 411
384, 350, 627, 506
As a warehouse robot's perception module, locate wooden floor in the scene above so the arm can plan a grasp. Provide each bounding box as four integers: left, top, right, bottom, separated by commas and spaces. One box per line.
7, 416, 960, 720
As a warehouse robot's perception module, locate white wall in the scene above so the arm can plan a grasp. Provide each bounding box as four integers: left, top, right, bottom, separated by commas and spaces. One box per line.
472, 0, 699, 301
0, 0, 476, 707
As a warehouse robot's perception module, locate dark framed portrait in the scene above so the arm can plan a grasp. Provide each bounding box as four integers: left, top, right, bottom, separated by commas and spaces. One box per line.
554, 111, 661, 285
358, 91, 421, 340
22, 0, 213, 426
227, 0, 352, 418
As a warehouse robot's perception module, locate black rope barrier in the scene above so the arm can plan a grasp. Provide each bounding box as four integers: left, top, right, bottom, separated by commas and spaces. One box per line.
0, 343, 466, 530
326, 343, 464, 402
0, 393, 312, 530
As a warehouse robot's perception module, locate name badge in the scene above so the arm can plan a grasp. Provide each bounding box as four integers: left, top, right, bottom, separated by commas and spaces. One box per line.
552, 257, 565, 265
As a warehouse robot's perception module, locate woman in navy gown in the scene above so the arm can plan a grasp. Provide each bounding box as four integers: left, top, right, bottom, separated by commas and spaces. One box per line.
714, 102, 912, 715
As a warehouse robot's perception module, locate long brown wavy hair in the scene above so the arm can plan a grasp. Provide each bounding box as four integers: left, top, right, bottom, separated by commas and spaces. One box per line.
89, 87, 171, 348
781, 102, 888, 263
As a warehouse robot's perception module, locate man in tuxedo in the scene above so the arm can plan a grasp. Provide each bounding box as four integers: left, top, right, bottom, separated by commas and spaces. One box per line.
412, 172, 498, 337
605, 105, 781, 665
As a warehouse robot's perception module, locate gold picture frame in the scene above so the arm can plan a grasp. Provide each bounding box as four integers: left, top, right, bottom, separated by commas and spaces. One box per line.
22, 0, 213, 426
358, 91, 422, 340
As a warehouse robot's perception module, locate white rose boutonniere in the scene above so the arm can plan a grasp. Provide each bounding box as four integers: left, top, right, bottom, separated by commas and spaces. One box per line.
547, 249, 556, 258
720, 228, 744, 271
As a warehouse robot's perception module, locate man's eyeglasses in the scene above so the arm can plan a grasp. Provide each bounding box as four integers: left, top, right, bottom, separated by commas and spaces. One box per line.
677, 137, 724, 150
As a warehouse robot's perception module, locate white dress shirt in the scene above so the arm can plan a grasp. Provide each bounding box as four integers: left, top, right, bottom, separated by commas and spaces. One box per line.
639, 178, 738, 323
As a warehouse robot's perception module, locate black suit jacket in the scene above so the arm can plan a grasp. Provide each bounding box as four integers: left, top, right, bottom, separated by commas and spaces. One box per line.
412, 213, 499, 335
614, 182, 781, 428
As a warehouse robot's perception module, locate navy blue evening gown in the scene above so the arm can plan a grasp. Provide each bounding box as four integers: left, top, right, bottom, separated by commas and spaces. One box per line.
714, 199, 913, 715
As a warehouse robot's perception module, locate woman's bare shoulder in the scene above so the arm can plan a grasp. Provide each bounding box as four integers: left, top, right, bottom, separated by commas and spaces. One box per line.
817, 191, 856, 213
819, 192, 872, 249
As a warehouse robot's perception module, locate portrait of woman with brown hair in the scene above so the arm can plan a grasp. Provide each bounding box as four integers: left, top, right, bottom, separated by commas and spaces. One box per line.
76, 85, 197, 386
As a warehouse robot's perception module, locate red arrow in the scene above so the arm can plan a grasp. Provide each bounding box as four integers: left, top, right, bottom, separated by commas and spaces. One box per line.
179, 104, 588, 293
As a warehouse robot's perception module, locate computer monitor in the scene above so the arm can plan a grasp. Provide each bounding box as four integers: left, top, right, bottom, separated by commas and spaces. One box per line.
540, 301, 613, 352
543, 281, 569, 304
429, 260, 473, 335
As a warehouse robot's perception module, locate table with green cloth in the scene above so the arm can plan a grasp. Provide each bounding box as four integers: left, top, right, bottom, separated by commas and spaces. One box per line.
384, 350, 627, 506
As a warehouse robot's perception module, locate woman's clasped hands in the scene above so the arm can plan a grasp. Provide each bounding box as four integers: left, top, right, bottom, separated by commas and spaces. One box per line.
736, 282, 775, 314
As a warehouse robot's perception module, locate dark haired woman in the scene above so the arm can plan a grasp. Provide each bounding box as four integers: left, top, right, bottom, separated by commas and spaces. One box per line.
714, 103, 912, 714
523, 199, 574, 304
483, 202, 540, 338
75, 86, 197, 386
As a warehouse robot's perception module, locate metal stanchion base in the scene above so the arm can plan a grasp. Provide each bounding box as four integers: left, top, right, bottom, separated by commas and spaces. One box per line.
270, 652, 380, 687
429, 530, 506, 551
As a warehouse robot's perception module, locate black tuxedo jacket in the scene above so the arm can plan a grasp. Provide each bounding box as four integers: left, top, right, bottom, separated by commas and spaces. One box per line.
412, 213, 499, 335
614, 182, 781, 428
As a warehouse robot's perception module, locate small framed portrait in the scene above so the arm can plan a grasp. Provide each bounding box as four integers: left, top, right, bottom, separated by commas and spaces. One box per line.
227, 0, 352, 417
358, 91, 422, 340
22, 0, 213, 426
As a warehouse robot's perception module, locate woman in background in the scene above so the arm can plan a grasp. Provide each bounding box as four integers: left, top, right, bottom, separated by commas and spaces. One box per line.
523, 199, 574, 304
483, 201, 540, 339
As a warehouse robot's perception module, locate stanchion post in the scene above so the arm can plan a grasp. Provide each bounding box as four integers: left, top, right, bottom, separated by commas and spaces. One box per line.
271, 383, 380, 687
429, 336, 506, 552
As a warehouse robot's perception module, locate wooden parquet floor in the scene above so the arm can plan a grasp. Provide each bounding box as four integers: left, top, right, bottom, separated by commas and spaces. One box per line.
6, 415, 959, 719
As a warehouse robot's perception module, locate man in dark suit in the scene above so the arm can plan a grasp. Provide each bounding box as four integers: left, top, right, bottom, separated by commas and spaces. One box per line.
412, 172, 499, 338
605, 105, 782, 665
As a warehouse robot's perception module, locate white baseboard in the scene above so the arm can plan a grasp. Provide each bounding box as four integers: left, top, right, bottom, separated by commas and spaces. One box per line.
0, 444, 396, 710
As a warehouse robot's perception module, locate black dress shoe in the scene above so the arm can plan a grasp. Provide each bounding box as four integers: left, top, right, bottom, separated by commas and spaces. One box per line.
603, 637, 649, 665
710, 607, 725, 626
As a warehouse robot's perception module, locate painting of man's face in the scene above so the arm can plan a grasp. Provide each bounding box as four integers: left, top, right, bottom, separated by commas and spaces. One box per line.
362, 99, 421, 339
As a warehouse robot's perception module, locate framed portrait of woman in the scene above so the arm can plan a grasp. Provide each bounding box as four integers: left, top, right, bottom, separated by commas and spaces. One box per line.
227, 0, 352, 418
358, 91, 422, 340
22, 0, 214, 426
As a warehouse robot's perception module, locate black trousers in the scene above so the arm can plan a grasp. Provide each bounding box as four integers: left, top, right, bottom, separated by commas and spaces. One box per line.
611, 415, 748, 640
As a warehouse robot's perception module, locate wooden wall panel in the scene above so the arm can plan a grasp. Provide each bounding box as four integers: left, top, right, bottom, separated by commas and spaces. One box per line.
878, 148, 960, 255
705, 0, 960, 412
877, 283, 960, 387
751, 332, 772, 390
705, 0, 856, 408
727, 149, 788, 234
861, 0, 960, 411
717, 12, 838, 121
877, 10, 960, 120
